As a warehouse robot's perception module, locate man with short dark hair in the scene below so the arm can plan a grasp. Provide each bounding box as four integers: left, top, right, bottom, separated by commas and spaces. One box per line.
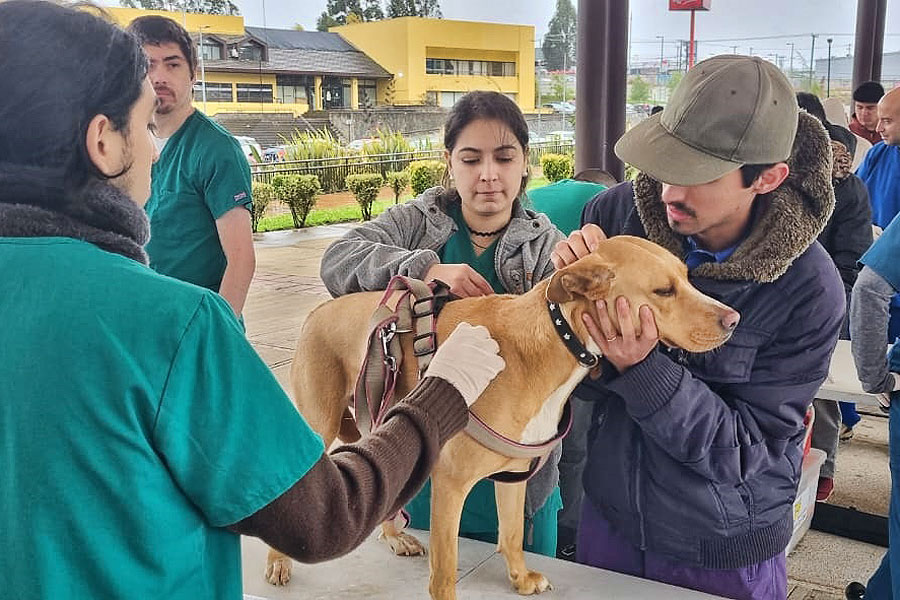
129, 16, 255, 316
552, 56, 843, 600
850, 81, 886, 147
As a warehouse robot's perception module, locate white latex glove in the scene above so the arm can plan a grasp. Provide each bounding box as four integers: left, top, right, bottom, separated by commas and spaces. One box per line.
876, 372, 900, 413
424, 322, 505, 406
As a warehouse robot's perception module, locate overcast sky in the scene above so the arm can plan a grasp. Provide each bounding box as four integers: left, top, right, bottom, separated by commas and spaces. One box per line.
207, 0, 900, 65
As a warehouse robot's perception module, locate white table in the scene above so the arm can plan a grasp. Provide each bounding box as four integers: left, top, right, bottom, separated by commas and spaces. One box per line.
818, 339, 882, 407
241, 530, 725, 599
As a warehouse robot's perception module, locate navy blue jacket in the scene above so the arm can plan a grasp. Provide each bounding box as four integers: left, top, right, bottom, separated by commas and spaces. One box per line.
578, 112, 845, 569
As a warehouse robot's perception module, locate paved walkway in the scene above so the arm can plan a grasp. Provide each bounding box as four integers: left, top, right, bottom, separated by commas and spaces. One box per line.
245, 226, 887, 600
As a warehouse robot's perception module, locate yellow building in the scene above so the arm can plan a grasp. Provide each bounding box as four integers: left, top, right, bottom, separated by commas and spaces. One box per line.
333, 17, 536, 112
105, 7, 391, 117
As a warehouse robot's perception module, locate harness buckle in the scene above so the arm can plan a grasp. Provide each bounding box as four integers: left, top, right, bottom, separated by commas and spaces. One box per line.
380, 321, 398, 371
413, 330, 438, 357
412, 295, 435, 318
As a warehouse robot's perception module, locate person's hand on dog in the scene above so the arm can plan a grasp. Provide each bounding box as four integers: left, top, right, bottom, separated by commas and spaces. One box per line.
583, 296, 659, 373
424, 322, 506, 407
551, 223, 608, 269
425, 263, 495, 297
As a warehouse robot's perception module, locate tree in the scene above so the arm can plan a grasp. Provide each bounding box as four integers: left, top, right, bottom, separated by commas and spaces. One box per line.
362, 0, 385, 20
628, 77, 651, 104
316, 12, 340, 31
293, 23, 305, 31
120, 0, 239, 14
386, 0, 441, 18
541, 0, 576, 72
317, 0, 385, 30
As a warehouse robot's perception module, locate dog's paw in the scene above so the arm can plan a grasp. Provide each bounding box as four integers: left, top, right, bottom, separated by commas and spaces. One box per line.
379, 530, 427, 556
510, 571, 551, 595
265, 556, 293, 586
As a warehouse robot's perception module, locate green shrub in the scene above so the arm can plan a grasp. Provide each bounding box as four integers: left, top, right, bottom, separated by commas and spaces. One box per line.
346, 173, 384, 221
250, 182, 276, 232
273, 174, 321, 228
408, 160, 446, 195
385, 170, 410, 204
540, 153, 574, 183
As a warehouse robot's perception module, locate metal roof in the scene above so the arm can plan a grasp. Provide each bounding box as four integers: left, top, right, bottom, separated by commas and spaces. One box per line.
244, 28, 357, 52
203, 47, 391, 78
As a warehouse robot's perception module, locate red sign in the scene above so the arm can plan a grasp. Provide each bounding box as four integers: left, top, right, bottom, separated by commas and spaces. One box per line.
669, 0, 711, 10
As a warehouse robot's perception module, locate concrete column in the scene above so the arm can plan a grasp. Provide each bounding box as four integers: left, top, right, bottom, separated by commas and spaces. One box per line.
314, 76, 323, 111
351, 78, 360, 110
576, 0, 628, 182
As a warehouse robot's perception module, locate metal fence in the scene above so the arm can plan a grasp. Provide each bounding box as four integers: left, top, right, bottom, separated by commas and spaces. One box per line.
251, 142, 575, 193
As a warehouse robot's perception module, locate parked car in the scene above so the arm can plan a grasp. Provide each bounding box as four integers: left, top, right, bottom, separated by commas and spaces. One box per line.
263, 145, 287, 162
234, 135, 262, 163
347, 138, 376, 151
546, 130, 575, 143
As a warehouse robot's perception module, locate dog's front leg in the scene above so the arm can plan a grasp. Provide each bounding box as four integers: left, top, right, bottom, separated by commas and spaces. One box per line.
495, 481, 551, 595
428, 471, 470, 600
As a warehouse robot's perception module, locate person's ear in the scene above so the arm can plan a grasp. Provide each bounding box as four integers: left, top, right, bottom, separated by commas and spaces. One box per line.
84, 114, 127, 177
751, 162, 789, 195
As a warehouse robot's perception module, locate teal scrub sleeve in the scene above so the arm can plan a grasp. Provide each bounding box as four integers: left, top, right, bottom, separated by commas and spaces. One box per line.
152, 293, 324, 527
200, 137, 253, 219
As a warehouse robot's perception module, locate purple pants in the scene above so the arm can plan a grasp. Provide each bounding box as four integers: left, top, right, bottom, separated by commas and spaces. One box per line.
576, 500, 787, 600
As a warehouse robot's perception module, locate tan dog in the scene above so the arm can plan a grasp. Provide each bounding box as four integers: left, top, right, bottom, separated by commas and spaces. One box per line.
266, 235, 740, 600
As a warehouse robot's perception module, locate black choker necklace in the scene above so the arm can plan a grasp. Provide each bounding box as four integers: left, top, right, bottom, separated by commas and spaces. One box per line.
467, 223, 508, 237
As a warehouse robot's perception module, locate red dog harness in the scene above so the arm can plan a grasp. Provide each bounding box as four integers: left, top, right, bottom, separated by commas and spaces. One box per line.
353, 275, 572, 483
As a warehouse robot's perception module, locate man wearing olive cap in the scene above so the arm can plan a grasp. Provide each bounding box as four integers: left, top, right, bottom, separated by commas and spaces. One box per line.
551, 56, 843, 600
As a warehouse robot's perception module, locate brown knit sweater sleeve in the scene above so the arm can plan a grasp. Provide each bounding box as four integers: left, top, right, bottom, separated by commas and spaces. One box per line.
227, 376, 467, 563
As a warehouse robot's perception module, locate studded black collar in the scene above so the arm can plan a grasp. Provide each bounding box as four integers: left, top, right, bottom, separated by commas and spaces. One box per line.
547, 300, 599, 368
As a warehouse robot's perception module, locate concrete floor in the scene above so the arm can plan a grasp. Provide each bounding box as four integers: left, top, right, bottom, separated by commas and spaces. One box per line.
245, 225, 892, 599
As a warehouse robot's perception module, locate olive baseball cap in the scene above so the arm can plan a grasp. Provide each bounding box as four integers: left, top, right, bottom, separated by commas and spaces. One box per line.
615, 55, 798, 186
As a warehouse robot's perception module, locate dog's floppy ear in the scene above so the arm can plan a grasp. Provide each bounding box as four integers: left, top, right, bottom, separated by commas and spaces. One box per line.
546, 260, 615, 303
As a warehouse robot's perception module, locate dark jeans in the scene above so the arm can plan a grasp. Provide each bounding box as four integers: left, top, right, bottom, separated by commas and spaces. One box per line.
865, 392, 900, 598
576, 500, 787, 600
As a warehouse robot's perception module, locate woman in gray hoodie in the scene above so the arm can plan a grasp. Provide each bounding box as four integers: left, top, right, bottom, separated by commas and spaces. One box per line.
320, 90, 565, 555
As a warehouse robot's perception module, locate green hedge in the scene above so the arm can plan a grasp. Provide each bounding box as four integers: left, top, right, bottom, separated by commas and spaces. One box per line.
385, 170, 410, 204
272, 174, 321, 228
408, 160, 446, 195
540, 153, 574, 183
250, 182, 276, 232
346, 173, 384, 221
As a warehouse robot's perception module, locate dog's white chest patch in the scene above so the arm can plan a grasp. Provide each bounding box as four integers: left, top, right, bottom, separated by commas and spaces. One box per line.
519, 362, 590, 444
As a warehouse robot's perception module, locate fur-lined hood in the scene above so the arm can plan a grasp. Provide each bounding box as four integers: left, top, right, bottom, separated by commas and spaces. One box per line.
632, 111, 835, 284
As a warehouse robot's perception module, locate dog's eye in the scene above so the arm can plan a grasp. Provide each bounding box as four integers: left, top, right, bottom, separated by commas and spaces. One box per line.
653, 286, 676, 297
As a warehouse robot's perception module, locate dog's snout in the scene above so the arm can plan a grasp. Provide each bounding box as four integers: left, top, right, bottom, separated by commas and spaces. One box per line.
721, 309, 740, 331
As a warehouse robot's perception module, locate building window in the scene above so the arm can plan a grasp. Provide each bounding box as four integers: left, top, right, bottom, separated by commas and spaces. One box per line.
440, 91, 467, 108
199, 40, 222, 61
426, 58, 515, 77
237, 42, 263, 62
322, 76, 351, 109
192, 82, 233, 102
424, 91, 439, 106
358, 78, 377, 108
276, 75, 315, 106
236, 83, 273, 103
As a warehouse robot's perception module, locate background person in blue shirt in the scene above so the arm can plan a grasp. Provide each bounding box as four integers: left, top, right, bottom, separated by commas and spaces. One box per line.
0, 4, 505, 598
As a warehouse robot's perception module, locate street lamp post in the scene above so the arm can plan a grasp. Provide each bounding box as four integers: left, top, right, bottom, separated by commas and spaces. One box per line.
786, 42, 795, 85
199, 25, 209, 113
656, 35, 664, 84
826, 37, 833, 97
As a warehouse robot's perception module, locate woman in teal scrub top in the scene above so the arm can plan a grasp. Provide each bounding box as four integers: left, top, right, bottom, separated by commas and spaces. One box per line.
0, 5, 505, 599
320, 91, 566, 556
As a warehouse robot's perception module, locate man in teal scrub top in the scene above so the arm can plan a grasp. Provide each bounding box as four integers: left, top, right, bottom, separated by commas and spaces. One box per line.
527, 169, 616, 235
129, 16, 256, 316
